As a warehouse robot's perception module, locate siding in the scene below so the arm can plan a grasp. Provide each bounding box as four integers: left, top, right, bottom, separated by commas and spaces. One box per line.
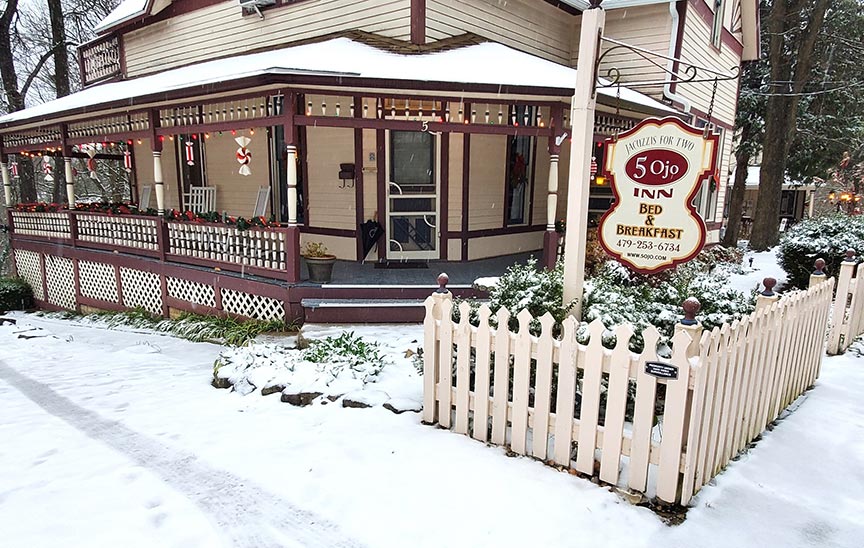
426, 0, 573, 63
448, 132, 463, 234
201, 130, 270, 217
467, 133, 506, 231
468, 231, 542, 260
305, 126, 357, 231
123, 0, 411, 77
532, 136, 551, 227
362, 128, 377, 222
133, 138, 181, 210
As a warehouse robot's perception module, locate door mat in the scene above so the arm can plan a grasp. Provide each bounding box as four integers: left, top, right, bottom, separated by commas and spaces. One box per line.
374, 261, 429, 269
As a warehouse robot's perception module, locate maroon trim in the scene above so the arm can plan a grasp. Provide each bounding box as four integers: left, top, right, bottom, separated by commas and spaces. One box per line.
528, 135, 538, 226
376, 129, 386, 261
295, 115, 554, 137
542, 0, 581, 16
411, 0, 426, 45
164, 253, 292, 281
72, 258, 82, 313
439, 132, 449, 260
285, 225, 301, 284
75, 240, 160, 258
114, 265, 125, 306
670, 0, 688, 95
354, 95, 365, 261
446, 224, 546, 239
10, 233, 72, 246
706, 221, 723, 230
165, 295, 224, 318
118, 34, 127, 79
688, 0, 745, 55
32, 298, 67, 313
461, 123, 470, 261
542, 230, 560, 270
301, 226, 356, 238
96, 0, 223, 36
78, 295, 127, 313
159, 272, 169, 316
688, 106, 735, 130
304, 305, 425, 324
2, 141, 62, 154
39, 253, 48, 303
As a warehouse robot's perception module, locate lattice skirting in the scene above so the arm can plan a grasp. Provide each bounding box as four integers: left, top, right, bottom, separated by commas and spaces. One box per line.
13, 251, 287, 322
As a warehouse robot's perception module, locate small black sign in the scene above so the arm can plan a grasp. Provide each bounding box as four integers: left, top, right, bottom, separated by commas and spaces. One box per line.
645, 361, 678, 380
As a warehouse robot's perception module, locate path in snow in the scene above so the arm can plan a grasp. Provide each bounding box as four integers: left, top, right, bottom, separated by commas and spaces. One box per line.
0, 359, 363, 548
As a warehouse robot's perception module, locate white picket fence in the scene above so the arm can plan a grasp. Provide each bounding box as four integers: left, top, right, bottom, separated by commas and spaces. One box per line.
422, 277, 834, 505
828, 258, 864, 354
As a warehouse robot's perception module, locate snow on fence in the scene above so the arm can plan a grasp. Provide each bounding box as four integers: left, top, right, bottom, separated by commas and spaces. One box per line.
827, 252, 864, 355
422, 276, 834, 505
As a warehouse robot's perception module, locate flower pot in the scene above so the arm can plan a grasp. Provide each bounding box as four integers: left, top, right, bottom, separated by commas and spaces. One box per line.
305, 256, 336, 283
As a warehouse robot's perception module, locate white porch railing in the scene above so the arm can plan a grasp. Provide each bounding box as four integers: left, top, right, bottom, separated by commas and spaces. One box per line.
76, 214, 160, 251
166, 221, 288, 271
423, 276, 834, 505
10, 211, 72, 239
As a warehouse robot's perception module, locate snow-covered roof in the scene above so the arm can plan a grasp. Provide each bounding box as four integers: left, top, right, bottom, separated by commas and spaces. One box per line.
0, 38, 677, 127
93, 0, 149, 34
738, 166, 815, 190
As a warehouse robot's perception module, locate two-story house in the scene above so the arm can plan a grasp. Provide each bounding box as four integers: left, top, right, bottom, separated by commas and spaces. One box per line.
0, 0, 758, 322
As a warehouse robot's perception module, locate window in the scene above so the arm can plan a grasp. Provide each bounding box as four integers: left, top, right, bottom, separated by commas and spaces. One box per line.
176, 134, 206, 199
693, 119, 725, 222
711, 0, 726, 49
270, 95, 304, 223
505, 105, 536, 226
390, 131, 435, 194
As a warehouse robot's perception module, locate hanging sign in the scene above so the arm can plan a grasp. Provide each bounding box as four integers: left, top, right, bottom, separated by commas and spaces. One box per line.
598, 117, 718, 274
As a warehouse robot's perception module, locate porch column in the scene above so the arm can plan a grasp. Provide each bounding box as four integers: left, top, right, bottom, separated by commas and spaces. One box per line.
1, 158, 12, 207
283, 91, 301, 284
153, 151, 165, 214
64, 157, 75, 207
286, 144, 298, 225
542, 107, 563, 270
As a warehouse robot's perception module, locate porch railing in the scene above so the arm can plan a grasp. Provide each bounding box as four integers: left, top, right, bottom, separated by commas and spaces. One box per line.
78, 35, 123, 87
8, 210, 300, 282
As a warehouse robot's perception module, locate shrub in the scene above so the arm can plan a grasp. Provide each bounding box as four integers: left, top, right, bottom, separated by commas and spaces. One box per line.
0, 277, 34, 311
302, 331, 385, 375
778, 214, 864, 289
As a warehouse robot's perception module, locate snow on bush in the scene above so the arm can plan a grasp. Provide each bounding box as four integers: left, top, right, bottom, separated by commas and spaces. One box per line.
779, 214, 864, 288
214, 331, 389, 397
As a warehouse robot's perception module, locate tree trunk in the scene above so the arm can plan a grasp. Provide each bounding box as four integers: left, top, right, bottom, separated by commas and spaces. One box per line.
721, 148, 751, 247
47, 0, 70, 203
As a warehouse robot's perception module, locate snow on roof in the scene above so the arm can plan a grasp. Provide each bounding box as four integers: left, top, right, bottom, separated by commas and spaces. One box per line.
93, 0, 149, 34
738, 165, 814, 189
562, 0, 671, 10
0, 37, 677, 126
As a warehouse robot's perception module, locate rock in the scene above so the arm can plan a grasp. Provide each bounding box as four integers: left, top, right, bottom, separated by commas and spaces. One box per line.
232, 378, 257, 396
383, 398, 422, 414
342, 397, 372, 409
261, 384, 286, 396
0, 317, 17, 325
342, 389, 390, 409
211, 376, 232, 389
281, 391, 322, 406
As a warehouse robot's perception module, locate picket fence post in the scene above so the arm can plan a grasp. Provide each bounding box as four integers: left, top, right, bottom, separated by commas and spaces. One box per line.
422, 273, 452, 424
828, 250, 857, 354
809, 258, 826, 288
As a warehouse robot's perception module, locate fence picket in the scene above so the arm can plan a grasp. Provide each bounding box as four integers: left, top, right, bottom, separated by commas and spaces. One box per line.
697, 326, 727, 490
437, 299, 454, 429
454, 302, 472, 435
768, 298, 795, 422
751, 304, 781, 440
422, 297, 439, 424
490, 308, 511, 445
681, 329, 713, 502
472, 305, 493, 442
628, 326, 660, 493
575, 319, 606, 474
735, 309, 765, 453
531, 314, 556, 460
510, 309, 534, 455
722, 315, 750, 465
552, 318, 579, 467
829, 262, 854, 354
657, 330, 693, 503
599, 324, 635, 485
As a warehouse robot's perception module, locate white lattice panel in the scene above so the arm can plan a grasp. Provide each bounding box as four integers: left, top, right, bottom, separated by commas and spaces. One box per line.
77, 215, 159, 250
13, 249, 44, 300
79, 260, 119, 303
222, 288, 283, 321
11, 211, 72, 238
167, 277, 215, 308
44, 255, 76, 310
120, 268, 162, 315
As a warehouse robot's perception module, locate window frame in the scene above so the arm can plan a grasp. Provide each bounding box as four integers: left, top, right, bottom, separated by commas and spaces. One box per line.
504, 105, 537, 227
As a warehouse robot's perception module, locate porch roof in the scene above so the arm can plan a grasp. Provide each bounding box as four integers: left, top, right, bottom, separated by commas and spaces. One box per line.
0, 37, 677, 130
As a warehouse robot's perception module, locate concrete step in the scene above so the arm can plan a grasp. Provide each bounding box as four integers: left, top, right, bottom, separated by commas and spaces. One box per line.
301, 298, 427, 323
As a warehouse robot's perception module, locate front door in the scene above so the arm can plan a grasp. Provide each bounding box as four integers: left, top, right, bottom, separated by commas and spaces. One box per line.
386, 130, 439, 260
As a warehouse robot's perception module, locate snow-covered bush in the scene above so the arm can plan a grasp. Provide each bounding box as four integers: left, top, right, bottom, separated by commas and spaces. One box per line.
779, 214, 864, 288
0, 277, 33, 311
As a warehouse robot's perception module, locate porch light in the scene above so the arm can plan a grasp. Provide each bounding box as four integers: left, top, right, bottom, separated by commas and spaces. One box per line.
168, 136, 174, 141
595, 176, 607, 186
828, 190, 836, 201
250, 129, 255, 135
205, 133, 210, 139
231, 130, 237, 136
137, 139, 142, 145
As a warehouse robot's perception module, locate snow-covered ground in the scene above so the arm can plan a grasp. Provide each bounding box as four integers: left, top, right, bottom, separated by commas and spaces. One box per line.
727, 247, 790, 294
0, 312, 862, 548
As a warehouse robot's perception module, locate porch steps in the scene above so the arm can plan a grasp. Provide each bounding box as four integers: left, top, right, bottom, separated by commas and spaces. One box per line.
301, 298, 427, 323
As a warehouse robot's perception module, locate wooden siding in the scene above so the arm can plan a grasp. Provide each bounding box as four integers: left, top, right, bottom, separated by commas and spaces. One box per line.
299, 232, 356, 260
362, 128, 377, 222
202, 130, 270, 217
305, 126, 357, 232
467, 134, 506, 231
123, 0, 411, 77
467, 231, 543, 261
590, 4, 675, 101
425, 0, 573, 63
532, 136, 551, 227
448, 132, 463, 234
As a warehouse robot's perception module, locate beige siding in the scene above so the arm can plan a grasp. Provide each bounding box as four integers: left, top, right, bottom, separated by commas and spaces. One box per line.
448, 132, 463, 233
362, 128, 377, 221
300, 233, 356, 260
134, 138, 181, 210
468, 134, 506, 231
123, 0, 411, 76
532, 137, 551, 227
590, 5, 674, 101
678, 5, 739, 126
447, 238, 461, 262
426, 0, 573, 63
468, 231, 542, 260
305, 126, 357, 230
202, 130, 270, 216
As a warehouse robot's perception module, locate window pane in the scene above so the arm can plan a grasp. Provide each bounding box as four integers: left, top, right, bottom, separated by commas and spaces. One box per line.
391, 131, 434, 193
506, 106, 534, 225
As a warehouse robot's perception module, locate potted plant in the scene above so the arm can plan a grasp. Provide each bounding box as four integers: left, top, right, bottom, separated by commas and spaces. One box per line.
303, 242, 337, 283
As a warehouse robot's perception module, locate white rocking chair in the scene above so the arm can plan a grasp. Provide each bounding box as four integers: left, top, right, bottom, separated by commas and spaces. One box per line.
253, 186, 270, 217
185, 186, 217, 213
138, 185, 152, 210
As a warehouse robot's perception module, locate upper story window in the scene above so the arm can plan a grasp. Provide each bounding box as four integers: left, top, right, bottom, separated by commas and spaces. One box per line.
711, 0, 727, 49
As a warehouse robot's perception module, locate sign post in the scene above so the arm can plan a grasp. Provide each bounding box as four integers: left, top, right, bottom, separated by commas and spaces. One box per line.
598, 117, 717, 274
562, 3, 606, 318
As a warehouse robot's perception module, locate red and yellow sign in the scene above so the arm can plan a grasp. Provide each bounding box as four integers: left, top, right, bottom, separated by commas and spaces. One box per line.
598, 117, 718, 274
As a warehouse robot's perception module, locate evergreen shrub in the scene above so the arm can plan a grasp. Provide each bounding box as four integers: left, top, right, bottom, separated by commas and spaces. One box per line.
778, 214, 864, 289
0, 277, 33, 311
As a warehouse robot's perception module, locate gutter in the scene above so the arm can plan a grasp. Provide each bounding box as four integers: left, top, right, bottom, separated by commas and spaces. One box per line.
663, 0, 691, 113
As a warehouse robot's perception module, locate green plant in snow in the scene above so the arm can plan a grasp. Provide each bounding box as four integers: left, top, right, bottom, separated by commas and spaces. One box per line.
0, 277, 33, 311
778, 214, 864, 289
302, 331, 383, 365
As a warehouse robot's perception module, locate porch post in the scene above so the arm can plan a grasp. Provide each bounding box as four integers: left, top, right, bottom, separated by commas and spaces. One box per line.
153, 151, 165, 214
284, 92, 301, 284
562, 4, 605, 318
64, 157, 75, 207
1, 157, 12, 207
542, 106, 563, 270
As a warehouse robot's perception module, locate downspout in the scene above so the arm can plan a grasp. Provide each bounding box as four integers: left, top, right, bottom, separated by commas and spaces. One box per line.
663, 0, 691, 113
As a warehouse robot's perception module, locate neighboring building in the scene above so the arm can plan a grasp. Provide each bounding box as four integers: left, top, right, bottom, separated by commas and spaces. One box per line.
730, 165, 816, 238
0, 0, 759, 322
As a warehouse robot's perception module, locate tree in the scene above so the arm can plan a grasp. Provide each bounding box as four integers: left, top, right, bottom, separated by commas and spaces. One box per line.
749, 0, 831, 250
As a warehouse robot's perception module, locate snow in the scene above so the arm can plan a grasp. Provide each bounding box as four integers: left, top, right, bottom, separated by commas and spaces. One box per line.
93, 0, 148, 34
0, 38, 677, 126
728, 247, 789, 294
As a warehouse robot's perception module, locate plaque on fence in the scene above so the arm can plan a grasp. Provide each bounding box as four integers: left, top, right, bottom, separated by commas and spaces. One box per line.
598, 117, 718, 274
645, 361, 678, 380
